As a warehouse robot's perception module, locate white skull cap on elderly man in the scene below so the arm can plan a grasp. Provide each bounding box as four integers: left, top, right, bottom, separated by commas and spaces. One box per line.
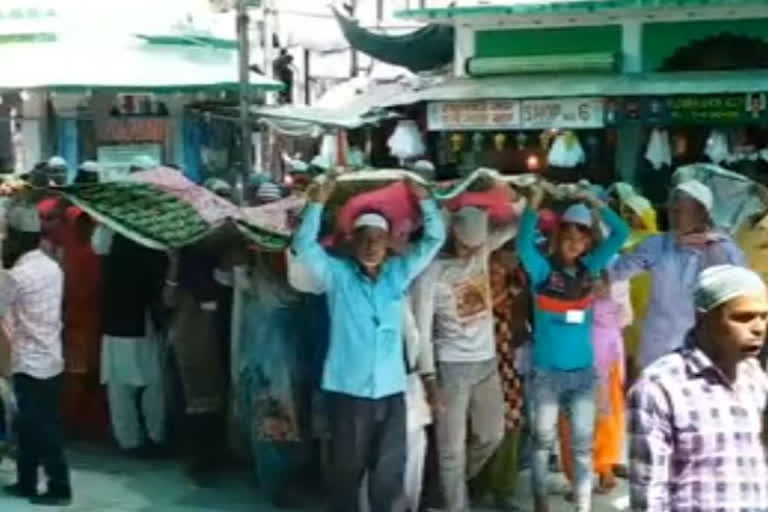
354, 213, 390, 232
694, 265, 767, 313
674, 179, 713, 214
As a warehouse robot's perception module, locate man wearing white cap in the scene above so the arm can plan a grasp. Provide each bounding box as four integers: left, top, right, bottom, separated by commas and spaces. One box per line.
0, 202, 71, 506
629, 265, 768, 512
293, 176, 445, 512
74, 161, 102, 185
410, 183, 525, 512
612, 179, 745, 370
46, 156, 68, 186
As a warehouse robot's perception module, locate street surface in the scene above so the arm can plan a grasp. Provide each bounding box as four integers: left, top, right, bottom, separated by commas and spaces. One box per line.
0, 444, 629, 511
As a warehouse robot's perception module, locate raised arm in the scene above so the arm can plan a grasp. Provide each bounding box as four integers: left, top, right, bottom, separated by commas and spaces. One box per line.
515, 185, 550, 285
583, 203, 630, 273
610, 234, 664, 282
291, 179, 337, 290
628, 380, 673, 512
488, 186, 526, 251
394, 180, 447, 286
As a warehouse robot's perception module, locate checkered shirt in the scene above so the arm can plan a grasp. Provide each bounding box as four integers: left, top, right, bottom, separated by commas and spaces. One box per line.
0, 249, 64, 379
628, 347, 768, 512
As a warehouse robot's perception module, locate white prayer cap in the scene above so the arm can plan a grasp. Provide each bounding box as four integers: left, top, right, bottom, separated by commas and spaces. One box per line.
130, 155, 158, 170
79, 160, 101, 174
6, 203, 41, 233
694, 265, 767, 313
354, 213, 390, 232
562, 203, 593, 229
452, 206, 488, 248
47, 156, 67, 169
673, 179, 713, 213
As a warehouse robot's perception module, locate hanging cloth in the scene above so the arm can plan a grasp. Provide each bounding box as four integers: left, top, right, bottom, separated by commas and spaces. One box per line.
644, 128, 672, 171
387, 120, 426, 163
704, 130, 731, 165
547, 132, 585, 168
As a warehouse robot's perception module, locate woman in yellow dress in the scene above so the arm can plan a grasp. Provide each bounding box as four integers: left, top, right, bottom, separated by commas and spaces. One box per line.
618, 194, 658, 385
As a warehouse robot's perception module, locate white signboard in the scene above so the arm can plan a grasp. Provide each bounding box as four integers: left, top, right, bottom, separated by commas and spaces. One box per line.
97, 144, 163, 181
427, 100, 520, 131
519, 98, 605, 130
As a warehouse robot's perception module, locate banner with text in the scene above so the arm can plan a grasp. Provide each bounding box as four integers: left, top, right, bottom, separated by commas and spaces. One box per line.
427, 100, 520, 131
519, 97, 605, 130
427, 98, 605, 131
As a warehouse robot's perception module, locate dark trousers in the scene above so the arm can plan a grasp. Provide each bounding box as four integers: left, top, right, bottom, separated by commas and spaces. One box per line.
14, 373, 71, 496
327, 392, 406, 512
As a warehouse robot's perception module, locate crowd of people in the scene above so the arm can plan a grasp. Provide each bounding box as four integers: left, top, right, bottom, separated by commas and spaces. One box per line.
0, 156, 767, 512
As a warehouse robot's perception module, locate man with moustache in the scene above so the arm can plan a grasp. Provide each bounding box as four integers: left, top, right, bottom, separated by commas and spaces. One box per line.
629, 265, 768, 511
292, 176, 446, 512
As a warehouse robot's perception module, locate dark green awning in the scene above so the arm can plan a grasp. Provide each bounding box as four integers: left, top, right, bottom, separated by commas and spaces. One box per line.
333, 7, 453, 73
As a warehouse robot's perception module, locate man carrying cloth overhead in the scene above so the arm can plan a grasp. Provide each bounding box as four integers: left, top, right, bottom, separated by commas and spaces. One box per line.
292, 176, 446, 512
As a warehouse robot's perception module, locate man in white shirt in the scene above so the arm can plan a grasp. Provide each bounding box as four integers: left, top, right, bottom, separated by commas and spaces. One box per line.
0, 202, 71, 506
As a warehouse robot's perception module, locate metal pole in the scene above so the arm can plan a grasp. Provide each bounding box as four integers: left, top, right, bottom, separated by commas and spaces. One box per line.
304, 48, 311, 106
237, 0, 252, 203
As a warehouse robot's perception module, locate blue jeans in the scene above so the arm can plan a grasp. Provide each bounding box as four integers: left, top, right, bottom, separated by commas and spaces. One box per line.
530, 367, 596, 512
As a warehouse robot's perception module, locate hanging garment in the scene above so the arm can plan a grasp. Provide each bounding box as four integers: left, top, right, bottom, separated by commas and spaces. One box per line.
704, 130, 731, 165
547, 132, 585, 168
644, 129, 672, 171
387, 120, 426, 161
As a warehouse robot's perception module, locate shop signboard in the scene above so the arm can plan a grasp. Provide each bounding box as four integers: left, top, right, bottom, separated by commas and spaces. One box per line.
97, 144, 163, 181
95, 118, 171, 143
604, 93, 768, 125
519, 98, 605, 130
427, 100, 520, 131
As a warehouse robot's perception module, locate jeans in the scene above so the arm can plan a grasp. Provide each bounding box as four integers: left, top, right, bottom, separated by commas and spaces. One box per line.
436, 359, 505, 512
530, 367, 596, 512
327, 392, 406, 512
14, 373, 71, 496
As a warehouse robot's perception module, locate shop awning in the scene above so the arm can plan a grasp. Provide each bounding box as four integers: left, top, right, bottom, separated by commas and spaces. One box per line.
251, 78, 420, 132
251, 105, 397, 131
0, 35, 281, 93
333, 7, 454, 73
380, 70, 768, 105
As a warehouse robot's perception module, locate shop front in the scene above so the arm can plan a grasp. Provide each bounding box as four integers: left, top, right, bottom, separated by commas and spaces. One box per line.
605, 92, 768, 204
424, 96, 613, 183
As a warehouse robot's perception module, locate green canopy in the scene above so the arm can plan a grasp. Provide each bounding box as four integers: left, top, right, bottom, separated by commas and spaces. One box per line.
333, 7, 453, 73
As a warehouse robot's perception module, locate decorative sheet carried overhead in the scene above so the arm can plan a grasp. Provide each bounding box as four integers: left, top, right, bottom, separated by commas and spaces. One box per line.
58, 168, 288, 250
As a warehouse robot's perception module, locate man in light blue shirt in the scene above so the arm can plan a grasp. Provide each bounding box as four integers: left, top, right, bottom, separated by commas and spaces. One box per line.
293, 176, 446, 512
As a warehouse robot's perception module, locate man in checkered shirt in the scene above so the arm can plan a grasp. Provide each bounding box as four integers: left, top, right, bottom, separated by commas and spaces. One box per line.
0, 202, 71, 506
629, 265, 768, 512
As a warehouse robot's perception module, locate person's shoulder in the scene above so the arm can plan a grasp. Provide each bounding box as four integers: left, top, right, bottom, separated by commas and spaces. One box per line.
633, 352, 687, 392
11, 250, 62, 282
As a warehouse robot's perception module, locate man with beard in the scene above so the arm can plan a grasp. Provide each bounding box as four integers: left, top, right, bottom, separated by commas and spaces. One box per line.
0, 202, 71, 506
629, 264, 768, 511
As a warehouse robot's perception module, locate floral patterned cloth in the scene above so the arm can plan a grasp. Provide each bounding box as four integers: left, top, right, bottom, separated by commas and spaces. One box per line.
489, 253, 528, 432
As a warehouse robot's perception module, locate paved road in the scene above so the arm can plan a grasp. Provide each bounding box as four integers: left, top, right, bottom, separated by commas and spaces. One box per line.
0, 445, 629, 511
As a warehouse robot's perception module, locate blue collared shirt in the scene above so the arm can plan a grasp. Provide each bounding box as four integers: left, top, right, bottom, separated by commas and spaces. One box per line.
292, 199, 446, 399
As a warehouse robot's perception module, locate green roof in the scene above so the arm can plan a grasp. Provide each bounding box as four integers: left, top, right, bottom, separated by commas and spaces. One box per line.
396, 0, 768, 21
